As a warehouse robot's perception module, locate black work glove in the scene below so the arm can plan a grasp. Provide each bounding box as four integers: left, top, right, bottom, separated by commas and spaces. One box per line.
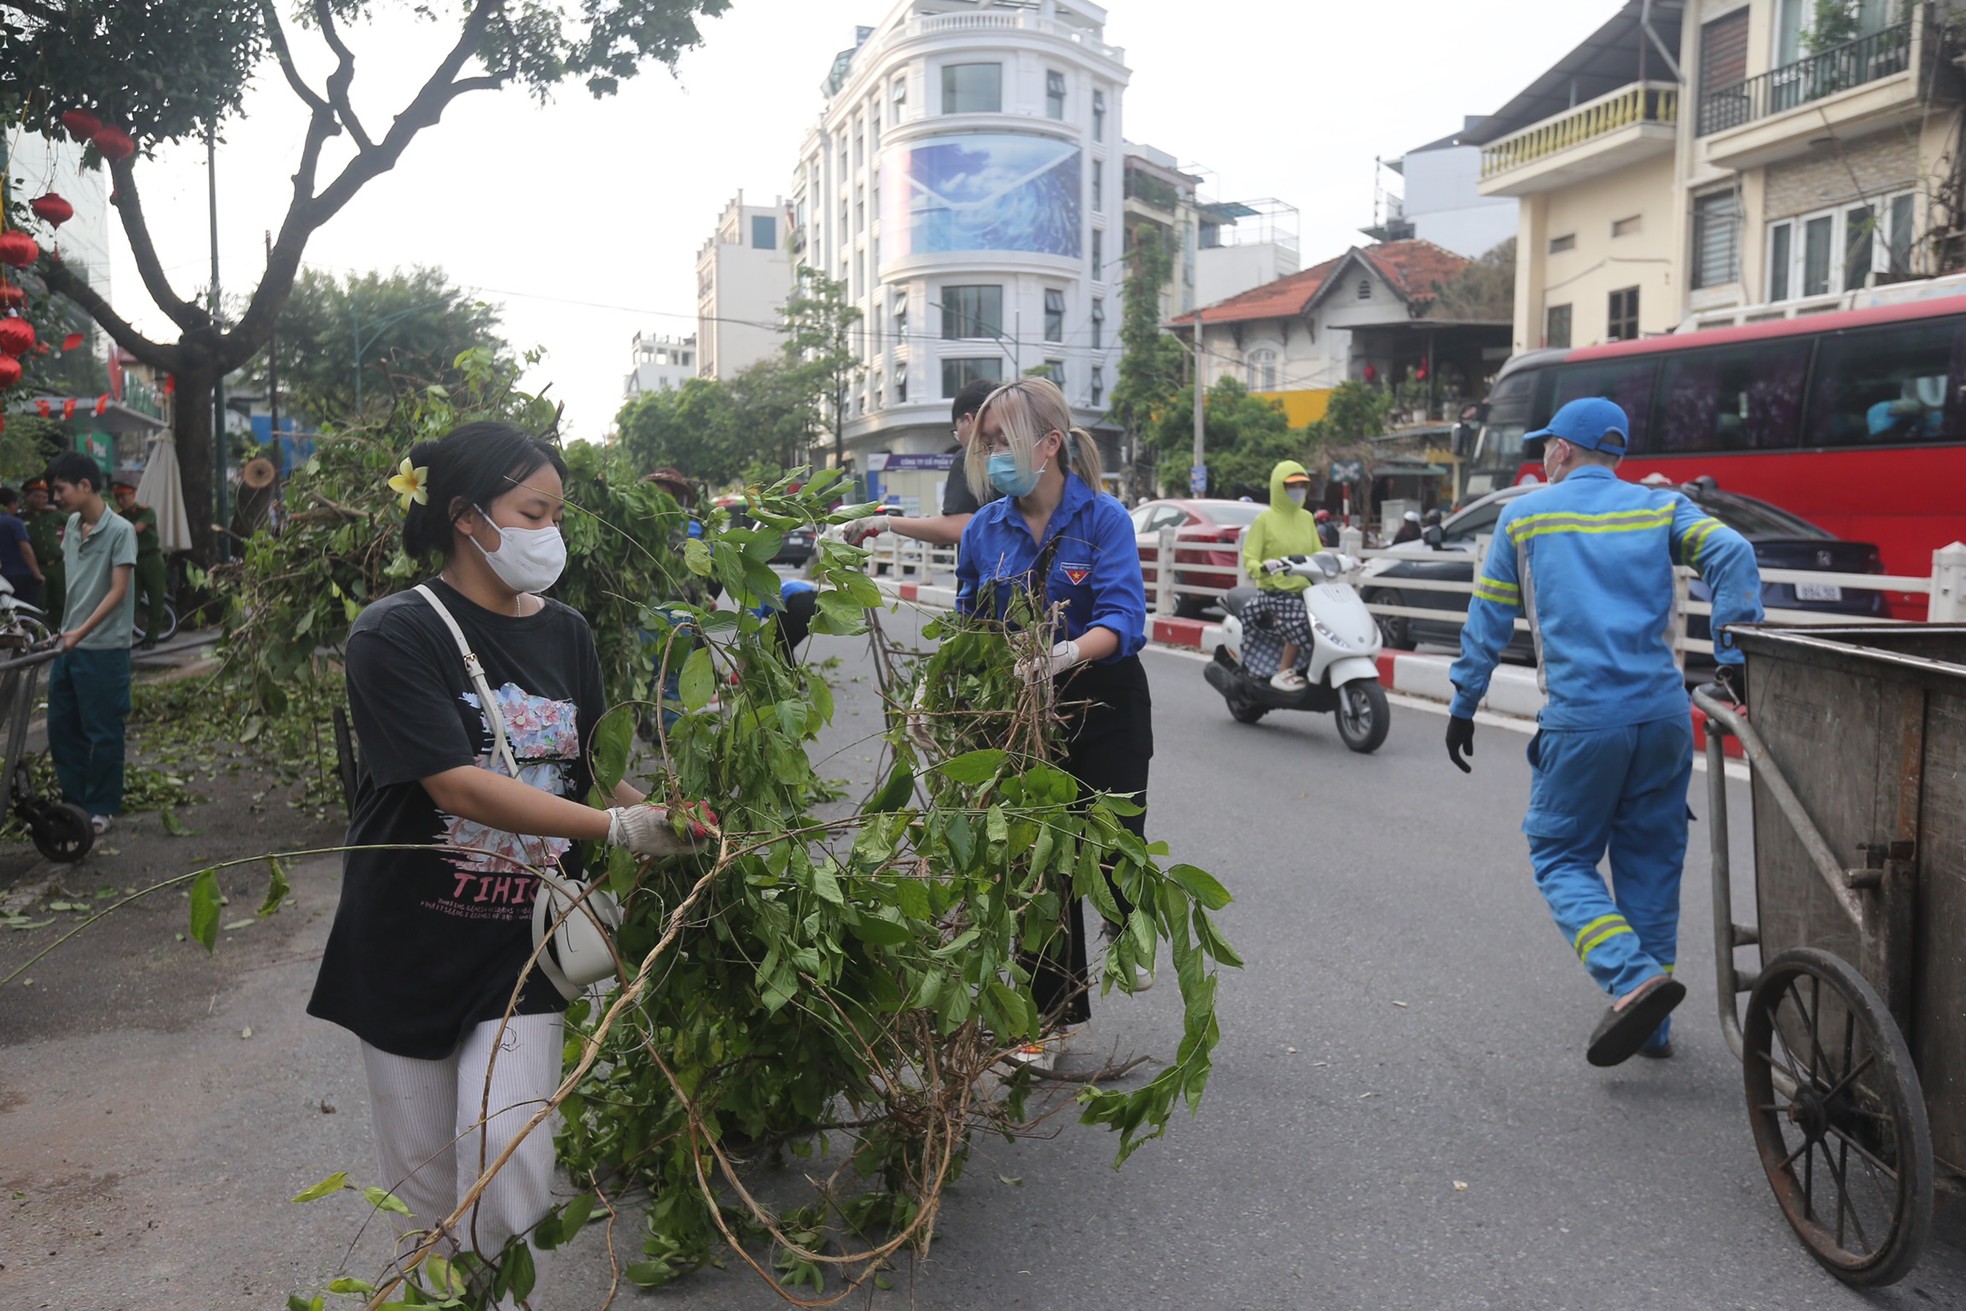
1445, 716, 1475, 774
1715, 663, 1747, 706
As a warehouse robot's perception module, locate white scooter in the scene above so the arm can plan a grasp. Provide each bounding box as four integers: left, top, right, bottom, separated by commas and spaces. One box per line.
1202, 552, 1391, 753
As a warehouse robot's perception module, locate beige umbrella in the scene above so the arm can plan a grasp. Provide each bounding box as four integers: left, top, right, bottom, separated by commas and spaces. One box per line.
134, 432, 193, 553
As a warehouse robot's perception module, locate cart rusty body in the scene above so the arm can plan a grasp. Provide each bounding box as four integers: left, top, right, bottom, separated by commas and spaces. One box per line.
1695, 623, 1966, 1287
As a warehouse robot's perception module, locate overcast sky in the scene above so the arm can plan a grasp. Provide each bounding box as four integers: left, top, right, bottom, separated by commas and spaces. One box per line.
89, 0, 1610, 441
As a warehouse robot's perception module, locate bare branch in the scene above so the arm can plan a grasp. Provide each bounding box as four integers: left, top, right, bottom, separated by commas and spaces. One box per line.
37, 258, 179, 373
259, 0, 332, 116
106, 159, 207, 334
8, 0, 64, 24
219, 100, 339, 371
314, 0, 373, 151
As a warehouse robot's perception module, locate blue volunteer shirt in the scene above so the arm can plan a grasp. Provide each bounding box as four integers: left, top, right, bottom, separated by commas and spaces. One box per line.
1449, 465, 1764, 730
954, 471, 1146, 661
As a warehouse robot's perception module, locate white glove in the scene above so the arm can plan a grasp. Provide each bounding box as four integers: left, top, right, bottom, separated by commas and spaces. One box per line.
843, 516, 889, 546
606, 804, 706, 859
1017, 639, 1082, 683
1260, 558, 1291, 577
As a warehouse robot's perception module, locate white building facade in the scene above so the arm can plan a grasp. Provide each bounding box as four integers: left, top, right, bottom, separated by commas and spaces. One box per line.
5, 132, 113, 302
788, 0, 1129, 475
623, 332, 696, 400
696, 192, 793, 380
1368, 124, 1520, 260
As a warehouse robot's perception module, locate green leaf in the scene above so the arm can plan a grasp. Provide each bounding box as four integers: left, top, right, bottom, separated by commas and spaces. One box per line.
934, 749, 1005, 786
1167, 863, 1233, 911
812, 588, 867, 635
683, 537, 713, 576
590, 707, 634, 795
494, 1240, 536, 1301
258, 858, 291, 918
848, 914, 911, 947
188, 869, 222, 952
624, 1261, 671, 1288
678, 647, 714, 712
325, 1277, 374, 1295
285, 1298, 323, 1311
159, 807, 197, 837
290, 1171, 348, 1203
867, 760, 914, 813
363, 1186, 412, 1217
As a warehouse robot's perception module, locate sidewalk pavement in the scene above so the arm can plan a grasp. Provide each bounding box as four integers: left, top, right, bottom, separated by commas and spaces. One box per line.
869, 576, 1741, 756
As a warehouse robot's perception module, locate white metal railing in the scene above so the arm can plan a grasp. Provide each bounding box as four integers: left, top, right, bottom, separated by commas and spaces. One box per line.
864, 531, 959, 585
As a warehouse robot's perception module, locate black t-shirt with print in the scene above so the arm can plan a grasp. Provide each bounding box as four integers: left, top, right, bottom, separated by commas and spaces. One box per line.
941, 442, 994, 517
307, 579, 608, 1059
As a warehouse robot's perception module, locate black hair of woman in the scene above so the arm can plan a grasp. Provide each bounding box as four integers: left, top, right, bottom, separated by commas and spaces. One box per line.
401, 422, 568, 558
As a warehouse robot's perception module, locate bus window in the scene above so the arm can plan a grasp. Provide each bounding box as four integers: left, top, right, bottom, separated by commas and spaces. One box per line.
1656, 339, 1810, 452
1805, 320, 1961, 447
1471, 367, 1543, 487
1549, 360, 1658, 453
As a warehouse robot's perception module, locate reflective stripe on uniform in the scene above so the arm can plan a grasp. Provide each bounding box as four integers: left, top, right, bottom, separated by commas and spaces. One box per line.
1679, 516, 1724, 566
1573, 913, 1634, 961
1507, 509, 1674, 544
1473, 576, 1520, 606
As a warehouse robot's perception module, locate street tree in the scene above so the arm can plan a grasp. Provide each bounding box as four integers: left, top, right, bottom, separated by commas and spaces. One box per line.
1149, 376, 1301, 500
1430, 237, 1515, 324
1109, 228, 1188, 497
724, 355, 815, 472
780, 266, 861, 476
0, 0, 729, 561
615, 376, 745, 486
254, 265, 506, 426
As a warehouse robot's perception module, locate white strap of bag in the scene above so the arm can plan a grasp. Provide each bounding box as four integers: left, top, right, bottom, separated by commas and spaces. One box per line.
414, 584, 520, 779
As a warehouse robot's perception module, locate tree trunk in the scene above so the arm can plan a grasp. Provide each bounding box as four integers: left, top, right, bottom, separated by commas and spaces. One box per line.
172, 367, 217, 565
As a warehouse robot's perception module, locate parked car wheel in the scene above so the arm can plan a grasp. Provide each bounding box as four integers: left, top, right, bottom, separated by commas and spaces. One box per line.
1362, 588, 1410, 650
1174, 593, 1209, 620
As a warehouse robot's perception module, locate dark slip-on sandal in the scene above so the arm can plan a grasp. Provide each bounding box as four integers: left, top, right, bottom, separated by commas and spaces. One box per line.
1587, 975, 1687, 1068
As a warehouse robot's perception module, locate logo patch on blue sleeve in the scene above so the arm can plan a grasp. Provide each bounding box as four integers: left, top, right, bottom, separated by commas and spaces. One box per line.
1060, 561, 1091, 585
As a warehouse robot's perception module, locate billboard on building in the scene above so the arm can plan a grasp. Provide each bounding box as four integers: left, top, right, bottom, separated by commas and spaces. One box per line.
880, 134, 1082, 258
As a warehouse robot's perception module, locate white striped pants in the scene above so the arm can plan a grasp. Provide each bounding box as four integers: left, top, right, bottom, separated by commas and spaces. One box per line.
360, 1011, 564, 1293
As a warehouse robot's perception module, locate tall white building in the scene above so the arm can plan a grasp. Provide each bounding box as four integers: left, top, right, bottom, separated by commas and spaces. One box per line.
4, 130, 113, 313
788, 0, 1129, 476
1364, 123, 1521, 261
696, 193, 793, 380
623, 332, 696, 401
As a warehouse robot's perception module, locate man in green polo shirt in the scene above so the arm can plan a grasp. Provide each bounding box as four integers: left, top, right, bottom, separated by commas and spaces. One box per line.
23, 479, 65, 628
46, 452, 136, 834
111, 480, 167, 648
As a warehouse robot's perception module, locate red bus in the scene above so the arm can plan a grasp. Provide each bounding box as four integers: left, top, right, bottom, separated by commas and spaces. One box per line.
1466, 295, 1966, 589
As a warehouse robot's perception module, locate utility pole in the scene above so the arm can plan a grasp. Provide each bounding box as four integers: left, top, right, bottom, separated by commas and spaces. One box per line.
208, 124, 229, 558
1191, 307, 1206, 497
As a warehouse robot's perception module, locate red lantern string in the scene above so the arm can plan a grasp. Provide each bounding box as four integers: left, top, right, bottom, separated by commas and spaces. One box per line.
30, 194, 74, 229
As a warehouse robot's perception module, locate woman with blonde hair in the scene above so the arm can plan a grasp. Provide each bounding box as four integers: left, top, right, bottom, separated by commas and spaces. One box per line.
953, 377, 1153, 1069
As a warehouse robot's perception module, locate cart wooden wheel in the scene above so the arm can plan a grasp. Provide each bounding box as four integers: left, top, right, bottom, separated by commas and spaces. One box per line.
1744, 948, 1933, 1287
30, 802, 93, 864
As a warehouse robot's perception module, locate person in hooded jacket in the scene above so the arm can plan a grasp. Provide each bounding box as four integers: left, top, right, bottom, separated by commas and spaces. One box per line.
1239, 461, 1325, 690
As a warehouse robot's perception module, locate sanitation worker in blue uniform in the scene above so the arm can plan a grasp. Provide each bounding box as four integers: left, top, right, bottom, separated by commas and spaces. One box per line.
1445, 397, 1763, 1066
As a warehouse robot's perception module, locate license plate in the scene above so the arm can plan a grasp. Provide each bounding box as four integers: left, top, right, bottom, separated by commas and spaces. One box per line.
1795, 582, 1842, 602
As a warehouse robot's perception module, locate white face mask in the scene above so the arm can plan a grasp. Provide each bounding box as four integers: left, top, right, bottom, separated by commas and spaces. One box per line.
1286, 487, 1308, 506
472, 504, 567, 594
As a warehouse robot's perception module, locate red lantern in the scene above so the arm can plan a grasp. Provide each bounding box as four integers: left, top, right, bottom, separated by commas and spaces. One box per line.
60, 109, 102, 142
61, 332, 84, 351
0, 285, 22, 309
1363, 363, 1378, 383
0, 355, 19, 390
0, 318, 35, 357
93, 127, 135, 163
0, 231, 39, 269
30, 194, 74, 228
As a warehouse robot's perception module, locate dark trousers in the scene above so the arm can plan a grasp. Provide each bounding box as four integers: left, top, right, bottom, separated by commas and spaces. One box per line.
48, 647, 132, 816
133, 553, 167, 638
4, 573, 42, 610
1029, 656, 1153, 1027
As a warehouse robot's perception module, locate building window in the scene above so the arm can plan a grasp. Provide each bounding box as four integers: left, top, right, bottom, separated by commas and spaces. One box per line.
1046, 70, 1066, 120
855, 185, 864, 232
1091, 364, 1105, 406
1244, 348, 1279, 392
1691, 191, 1741, 289
1548, 233, 1576, 254
1607, 287, 1640, 341
1092, 89, 1106, 141
1805, 319, 1956, 447
1767, 192, 1916, 300
853, 252, 863, 300
1091, 165, 1103, 214
1611, 215, 1643, 238
1356, 278, 1371, 300
853, 117, 863, 169
1044, 289, 1065, 342
940, 285, 1003, 339
942, 63, 1002, 114
1090, 297, 1104, 350
942, 357, 1003, 397
873, 372, 884, 411
893, 290, 908, 342
1546, 304, 1573, 349
1045, 358, 1065, 387
896, 361, 908, 403
750, 215, 777, 251
1091, 229, 1104, 281
891, 77, 906, 124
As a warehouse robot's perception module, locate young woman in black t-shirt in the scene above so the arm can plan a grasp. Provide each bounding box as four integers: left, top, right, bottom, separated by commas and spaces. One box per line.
307, 422, 700, 1281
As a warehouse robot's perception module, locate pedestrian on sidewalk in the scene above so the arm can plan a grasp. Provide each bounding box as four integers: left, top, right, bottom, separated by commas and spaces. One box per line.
1240, 460, 1324, 690
22, 479, 65, 627
1444, 398, 1763, 1066
306, 422, 707, 1291
44, 453, 136, 836
110, 481, 168, 648
955, 377, 1154, 1070
846, 377, 1000, 548
0, 486, 47, 609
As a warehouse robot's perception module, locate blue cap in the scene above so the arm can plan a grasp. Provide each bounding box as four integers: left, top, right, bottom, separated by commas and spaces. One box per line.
1525, 397, 1630, 454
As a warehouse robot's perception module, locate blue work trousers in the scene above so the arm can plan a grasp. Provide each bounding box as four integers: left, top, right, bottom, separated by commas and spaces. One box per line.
47, 646, 132, 817
1524, 716, 1692, 1048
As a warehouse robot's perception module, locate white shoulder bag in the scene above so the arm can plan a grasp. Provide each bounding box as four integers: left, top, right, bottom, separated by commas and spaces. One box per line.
414, 584, 622, 1000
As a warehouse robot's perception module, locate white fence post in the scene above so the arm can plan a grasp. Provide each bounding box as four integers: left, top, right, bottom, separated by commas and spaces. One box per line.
1932, 542, 1966, 623
1155, 526, 1176, 616
1670, 566, 1690, 673
1338, 526, 1363, 557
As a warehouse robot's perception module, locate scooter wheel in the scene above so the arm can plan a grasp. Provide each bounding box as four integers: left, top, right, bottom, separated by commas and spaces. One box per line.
1229, 699, 1268, 724
30, 802, 94, 863
1335, 681, 1390, 754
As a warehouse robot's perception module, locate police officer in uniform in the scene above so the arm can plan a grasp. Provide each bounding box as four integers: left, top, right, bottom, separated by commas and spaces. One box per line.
1445, 398, 1763, 1066
23, 479, 65, 628
111, 481, 167, 648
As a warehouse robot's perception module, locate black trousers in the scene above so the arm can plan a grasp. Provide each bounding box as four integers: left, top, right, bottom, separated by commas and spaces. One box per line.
1029, 655, 1153, 1026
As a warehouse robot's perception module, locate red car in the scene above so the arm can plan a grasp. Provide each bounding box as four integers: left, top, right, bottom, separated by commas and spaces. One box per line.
1131, 498, 1267, 617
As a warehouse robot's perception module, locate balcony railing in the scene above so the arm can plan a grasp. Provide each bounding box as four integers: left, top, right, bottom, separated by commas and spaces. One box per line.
1698, 16, 1915, 136
1480, 82, 1679, 180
